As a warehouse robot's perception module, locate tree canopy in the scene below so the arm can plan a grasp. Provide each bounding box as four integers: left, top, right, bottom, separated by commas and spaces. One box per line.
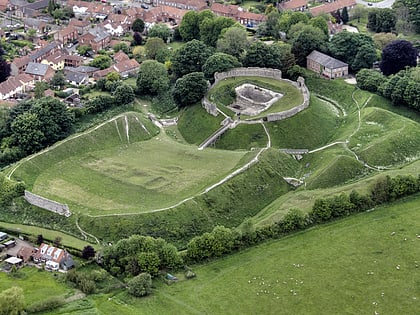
202, 52, 241, 81
144, 37, 166, 60
291, 25, 327, 66
148, 23, 172, 42
132, 18, 145, 33
216, 26, 249, 60
367, 8, 396, 33
379, 40, 417, 75
137, 60, 169, 95
114, 84, 135, 106
173, 72, 208, 107
127, 273, 152, 297
171, 39, 213, 78
89, 55, 112, 70
0, 44, 11, 83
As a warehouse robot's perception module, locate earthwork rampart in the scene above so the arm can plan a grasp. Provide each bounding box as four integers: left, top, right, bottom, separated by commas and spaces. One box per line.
24, 190, 71, 217
202, 68, 310, 122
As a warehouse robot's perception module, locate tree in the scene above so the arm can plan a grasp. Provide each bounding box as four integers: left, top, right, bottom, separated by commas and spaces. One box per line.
82, 245, 96, 260
202, 52, 241, 81
132, 32, 143, 46
148, 23, 171, 42
50, 71, 66, 89
77, 45, 91, 57
89, 55, 112, 70
137, 60, 169, 95
329, 32, 377, 71
380, 40, 417, 76
132, 18, 145, 33
309, 16, 329, 36
199, 16, 236, 47
114, 84, 135, 105
34, 81, 48, 99
179, 11, 200, 41
106, 72, 121, 82
54, 236, 62, 247
373, 32, 398, 50
242, 41, 284, 69
137, 252, 160, 276
393, 0, 420, 33
291, 25, 327, 66
0, 287, 24, 315
11, 112, 45, 153
367, 9, 396, 33
341, 6, 349, 24
216, 26, 249, 60
171, 39, 213, 78
356, 69, 386, 92
173, 72, 208, 107
350, 4, 367, 23
127, 273, 152, 297
113, 43, 130, 54
144, 37, 166, 60
36, 234, 44, 245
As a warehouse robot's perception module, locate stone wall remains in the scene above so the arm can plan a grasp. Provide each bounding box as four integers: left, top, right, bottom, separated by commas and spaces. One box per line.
24, 191, 71, 217
202, 68, 310, 123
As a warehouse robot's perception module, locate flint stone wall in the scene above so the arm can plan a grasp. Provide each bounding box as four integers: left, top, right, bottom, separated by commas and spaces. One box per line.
24, 190, 71, 217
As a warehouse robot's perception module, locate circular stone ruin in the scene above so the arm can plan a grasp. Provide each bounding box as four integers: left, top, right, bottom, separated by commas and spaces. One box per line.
230, 83, 283, 116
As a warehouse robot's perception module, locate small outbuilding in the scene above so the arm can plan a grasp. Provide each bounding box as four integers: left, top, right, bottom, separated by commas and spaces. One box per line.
306, 50, 348, 79
5, 256, 23, 268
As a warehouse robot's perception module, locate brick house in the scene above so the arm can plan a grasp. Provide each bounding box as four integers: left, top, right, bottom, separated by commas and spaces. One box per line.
307, 50, 348, 79
79, 27, 111, 52
279, 0, 308, 12
310, 0, 356, 17
25, 62, 55, 81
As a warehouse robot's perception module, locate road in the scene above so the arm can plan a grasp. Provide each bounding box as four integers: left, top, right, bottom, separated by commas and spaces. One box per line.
356, 0, 396, 8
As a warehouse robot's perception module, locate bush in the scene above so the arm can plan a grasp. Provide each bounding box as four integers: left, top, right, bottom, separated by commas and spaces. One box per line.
26, 296, 65, 314
127, 273, 152, 297
356, 69, 386, 93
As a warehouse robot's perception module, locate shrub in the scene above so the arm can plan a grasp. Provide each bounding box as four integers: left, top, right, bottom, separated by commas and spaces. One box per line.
26, 296, 65, 313
356, 69, 386, 93
127, 273, 152, 297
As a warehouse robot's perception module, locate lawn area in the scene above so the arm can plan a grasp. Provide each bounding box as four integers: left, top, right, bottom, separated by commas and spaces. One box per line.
0, 268, 73, 306
51, 195, 420, 314
10, 112, 251, 215
0, 221, 95, 250
207, 76, 303, 120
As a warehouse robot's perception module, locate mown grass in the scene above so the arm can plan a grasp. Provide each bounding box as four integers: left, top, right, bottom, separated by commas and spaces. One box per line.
350, 107, 420, 167
207, 76, 303, 119
0, 268, 72, 306
177, 103, 225, 144
0, 221, 95, 250
266, 96, 341, 149
51, 196, 420, 314
11, 112, 250, 215
215, 123, 268, 150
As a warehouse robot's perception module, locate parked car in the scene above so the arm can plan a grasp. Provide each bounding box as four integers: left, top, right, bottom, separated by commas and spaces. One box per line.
141, 4, 149, 9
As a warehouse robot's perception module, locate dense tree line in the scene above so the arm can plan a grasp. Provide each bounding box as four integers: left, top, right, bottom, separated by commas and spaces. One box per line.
102, 235, 183, 278
356, 67, 420, 111
183, 174, 420, 264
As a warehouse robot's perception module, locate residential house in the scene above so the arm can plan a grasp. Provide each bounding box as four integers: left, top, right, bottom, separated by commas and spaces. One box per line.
13, 0, 49, 18
55, 25, 79, 44
113, 51, 130, 63
279, 0, 308, 12
25, 62, 55, 81
10, 55, 31, 76
41, 52, 66, 70
0, 73, 34, 100
23, 17, 48, 33
79, 27, 111, 52
64, 65, 99, 77
112, 58, 140, 78
92, 67, 115, 79
211, 3, 266, 27
64, 54, 84, 68
103, 22, 125, 37
306, 50, 348, 79
32, 243, 75, 271
69, 19, 91, 35
29, 41, 61, 63
310, 0, 356, 17
65, 70, 89, 86
17, 246, 35, 263
0, 0, 8, 12
153, 0, 208, 11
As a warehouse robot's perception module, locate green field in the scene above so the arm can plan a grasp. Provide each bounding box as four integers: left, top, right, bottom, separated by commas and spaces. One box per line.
8, 112, 251, 215
0, 268, 73, 306
47, 196, 420, 314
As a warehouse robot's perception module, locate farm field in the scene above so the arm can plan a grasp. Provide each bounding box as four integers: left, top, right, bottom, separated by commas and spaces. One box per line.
46, 196, 420, 314
8, 112, 252, 215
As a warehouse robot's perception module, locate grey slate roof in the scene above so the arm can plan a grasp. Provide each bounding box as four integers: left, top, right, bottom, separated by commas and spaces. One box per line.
72, 66, 100, 73
307, 50, 348, 69
30, 42, 60, 61
65, 71, 88, 84
25, 62, 49, 76
89, 27, 110, 43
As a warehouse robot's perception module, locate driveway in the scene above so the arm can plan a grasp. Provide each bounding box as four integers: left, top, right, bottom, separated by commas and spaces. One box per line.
356, 0, 396, 8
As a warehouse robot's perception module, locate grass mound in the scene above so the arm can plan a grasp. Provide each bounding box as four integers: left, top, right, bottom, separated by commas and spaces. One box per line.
267, 96, 341, 149
350, 108, 420, 167
177, 104, 224, 145
215, 123, 268, 150
303, 150, 367, 189
208, 76, 303, 119
10, 112, 251, 216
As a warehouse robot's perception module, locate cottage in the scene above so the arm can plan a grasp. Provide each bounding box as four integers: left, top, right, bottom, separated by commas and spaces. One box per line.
65, 70, 88, 86
112, 58, 140, 78
310, 0, 356, 17
306, 50, 348, 79
32, 243, 74, 271
25, 62, 55, 81
279, 0, 308, 12
17, 246, 35, 263
79, 27, 111, 52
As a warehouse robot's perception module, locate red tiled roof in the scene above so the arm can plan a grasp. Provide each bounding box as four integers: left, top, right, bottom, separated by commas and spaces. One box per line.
69, 19, 90, 28
113, 51, 129, 63
113, 58, 140, 73
211, 3, 239, 16
280, 0, 308, 10
237, 10, 266, 22
12, 56, 31, 68
310, 0, 356, 16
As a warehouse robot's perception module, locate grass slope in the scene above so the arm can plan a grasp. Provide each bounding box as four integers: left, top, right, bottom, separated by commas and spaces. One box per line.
11, 112, 250, 215
51, 196, 420, 314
